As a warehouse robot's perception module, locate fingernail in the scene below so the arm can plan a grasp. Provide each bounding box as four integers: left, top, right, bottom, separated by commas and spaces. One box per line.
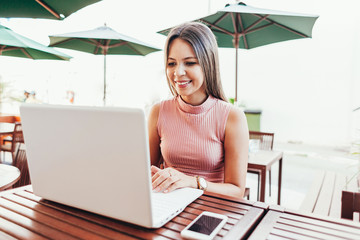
164, 189, 168, 193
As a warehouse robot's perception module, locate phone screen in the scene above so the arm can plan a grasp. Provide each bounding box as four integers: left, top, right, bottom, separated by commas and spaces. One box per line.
188, 215, 223, 235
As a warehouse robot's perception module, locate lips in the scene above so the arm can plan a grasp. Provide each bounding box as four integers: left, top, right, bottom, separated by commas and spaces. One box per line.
175, 80, 192, 87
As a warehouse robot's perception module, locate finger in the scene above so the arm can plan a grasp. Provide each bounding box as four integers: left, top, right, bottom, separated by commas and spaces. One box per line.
151, 165, 161, 175
164, 178, 182, 193
151, 166, 165, 182
151, 168, 166, 183
152, 167, 172, 182
159, 175, 180, 193
152, 170, 171, 190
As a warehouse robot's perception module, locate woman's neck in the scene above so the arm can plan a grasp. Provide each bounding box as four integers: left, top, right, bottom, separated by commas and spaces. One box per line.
180, 93, 208, 106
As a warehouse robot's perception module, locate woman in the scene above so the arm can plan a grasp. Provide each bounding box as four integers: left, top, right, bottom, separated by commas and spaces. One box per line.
148, 22, 249, 198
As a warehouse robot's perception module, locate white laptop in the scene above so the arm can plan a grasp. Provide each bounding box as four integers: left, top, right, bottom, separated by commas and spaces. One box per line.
20, 104, 203, 228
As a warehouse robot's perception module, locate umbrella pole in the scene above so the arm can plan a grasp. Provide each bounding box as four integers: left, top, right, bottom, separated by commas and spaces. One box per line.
103, 54, 106, 106
235, 45, 238, 103
234, 37, 239, 103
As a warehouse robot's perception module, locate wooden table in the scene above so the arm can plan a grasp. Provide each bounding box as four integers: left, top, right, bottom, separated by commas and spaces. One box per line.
248, 150, 283, 205
0, 185, 268, 239
0, 164, 20, 191
248, 205, 360, 240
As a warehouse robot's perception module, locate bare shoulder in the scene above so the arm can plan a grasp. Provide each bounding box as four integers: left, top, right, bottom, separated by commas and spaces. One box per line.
149, 103, 160, 116
227, 106, 246, 127
225, 106, 249, 143
148, 102, 161, 127
149, 102, 161, 119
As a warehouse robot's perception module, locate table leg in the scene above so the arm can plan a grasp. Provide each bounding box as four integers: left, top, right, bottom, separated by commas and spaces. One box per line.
259, 166, 266, 202
277, 157, 283, 205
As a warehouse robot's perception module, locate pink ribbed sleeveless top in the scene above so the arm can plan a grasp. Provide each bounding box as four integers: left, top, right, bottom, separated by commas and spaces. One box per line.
157, 95, 232, 183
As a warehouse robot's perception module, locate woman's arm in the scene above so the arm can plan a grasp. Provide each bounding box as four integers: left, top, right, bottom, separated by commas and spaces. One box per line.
211, 107, 249, 198
148, 103, 162, 167
152, 107, 249, 199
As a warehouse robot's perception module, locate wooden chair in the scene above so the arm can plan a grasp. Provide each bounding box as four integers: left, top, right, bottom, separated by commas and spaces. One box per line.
1, 122, 24, 161
244, 187, 250, 200
12, 143, 31, 188
247, 131, 274, 200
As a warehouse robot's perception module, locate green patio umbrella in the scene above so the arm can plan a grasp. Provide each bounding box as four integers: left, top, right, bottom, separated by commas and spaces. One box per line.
0, 0, 102, 20
159, 2, 319, 102
0, 24, 71, 60
49, 25, 161, 105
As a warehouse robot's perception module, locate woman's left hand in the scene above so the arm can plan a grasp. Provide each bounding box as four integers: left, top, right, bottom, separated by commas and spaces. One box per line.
151, 166, 196, 193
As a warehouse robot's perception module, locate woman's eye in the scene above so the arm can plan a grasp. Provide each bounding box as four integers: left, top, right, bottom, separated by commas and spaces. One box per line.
186, 62, 197, 66
167, 62, 176, 67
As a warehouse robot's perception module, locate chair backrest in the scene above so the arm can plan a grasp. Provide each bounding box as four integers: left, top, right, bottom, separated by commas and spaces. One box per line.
12, 143, 31, 188
11, 122, 24, 153
249, 131, 274, 150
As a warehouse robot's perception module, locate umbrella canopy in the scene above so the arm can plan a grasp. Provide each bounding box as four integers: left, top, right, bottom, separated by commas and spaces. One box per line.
0, 24, 71, 60
0, 0, 102, 20
49, 25, 161, 105
159, 2, 319, 102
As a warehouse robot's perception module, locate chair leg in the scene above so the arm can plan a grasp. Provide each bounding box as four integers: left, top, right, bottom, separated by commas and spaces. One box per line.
269, 169, 272, 196
244, 187, 250, 200
257, 173, 260, 201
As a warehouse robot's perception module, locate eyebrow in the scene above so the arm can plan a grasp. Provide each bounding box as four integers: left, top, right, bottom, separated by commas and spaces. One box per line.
168, 56, 198, 61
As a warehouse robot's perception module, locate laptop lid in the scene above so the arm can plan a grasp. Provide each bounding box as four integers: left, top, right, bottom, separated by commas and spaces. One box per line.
20, 104, 155, 227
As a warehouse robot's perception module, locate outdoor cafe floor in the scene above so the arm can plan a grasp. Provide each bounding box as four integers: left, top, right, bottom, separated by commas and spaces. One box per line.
247, 141, 360, 209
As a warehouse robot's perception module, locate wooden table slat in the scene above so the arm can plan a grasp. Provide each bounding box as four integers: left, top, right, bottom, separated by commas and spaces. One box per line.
0, 216, 48, 240
273, 221, 350, 240
247, 210, 281, 240
12, 190, 170, 240
270, 228, 319, 240
2, 193, 137, 240
152, 226, 183, 239
249, 210, 360, 240
176, 211, 197, 221
276, 217, 360, 240
187, 202, 244, 220
280, 212, 360, 233
0, 229, 18, 240
223, 207, 265, 240
0, 198, 107, 240
200, 194, 253, 210
195, 198, 249, 215
0, 205, 77, 240
163, 221, 187, 232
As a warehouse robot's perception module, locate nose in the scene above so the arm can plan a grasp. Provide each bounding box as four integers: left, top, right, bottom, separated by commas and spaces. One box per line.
174, 63, 185, 77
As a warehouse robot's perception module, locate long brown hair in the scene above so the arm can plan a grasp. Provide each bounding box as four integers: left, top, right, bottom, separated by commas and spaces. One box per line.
164, 22, 227, 102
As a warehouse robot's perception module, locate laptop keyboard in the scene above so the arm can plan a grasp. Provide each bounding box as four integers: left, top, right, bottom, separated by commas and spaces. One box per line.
151, 188, 203, 220
152, 193, 184, 217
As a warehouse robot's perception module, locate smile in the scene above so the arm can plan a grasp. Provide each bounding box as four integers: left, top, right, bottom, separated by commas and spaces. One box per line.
176, 80, 192, 86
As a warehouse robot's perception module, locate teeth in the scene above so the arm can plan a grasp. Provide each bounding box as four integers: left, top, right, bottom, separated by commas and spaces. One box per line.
177, 81, 190, 85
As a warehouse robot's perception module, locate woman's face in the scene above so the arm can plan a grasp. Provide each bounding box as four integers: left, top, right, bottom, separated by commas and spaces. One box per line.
166, 38, 206, 105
